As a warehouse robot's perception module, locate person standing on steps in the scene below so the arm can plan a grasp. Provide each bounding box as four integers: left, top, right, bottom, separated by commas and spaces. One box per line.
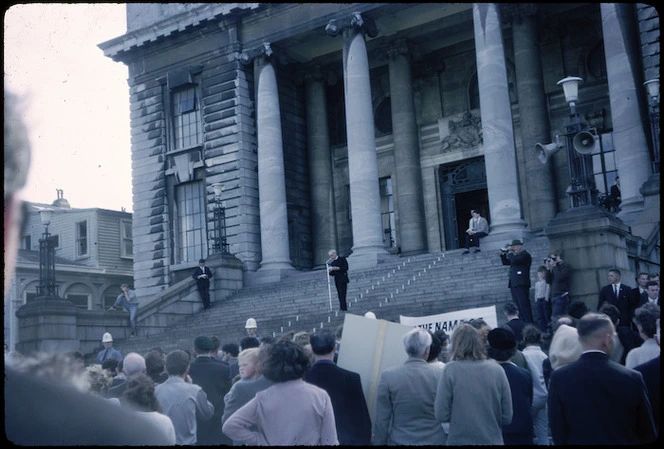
327, 250, 349, 311
463, 209, 489, 254
110, 284, 140, 337
192, 258, 213, 309
500, 239, 534, 324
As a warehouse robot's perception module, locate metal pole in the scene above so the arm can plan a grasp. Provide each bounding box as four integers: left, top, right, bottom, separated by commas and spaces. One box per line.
326, 263, 333, 311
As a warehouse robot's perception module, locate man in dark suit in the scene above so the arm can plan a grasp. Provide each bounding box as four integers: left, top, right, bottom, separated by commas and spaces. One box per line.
192, 259, 213, 309
548, 313, 656, 445
634, 318, 660, 437
502, 302, 528, 349
597, 268, 636, 327
609, 176, 621, 212
304, 329, 371, 446
188, 335, 232, 445
630, 272, 650, 310
500, 239, 534, 323
327, 249, 349, 311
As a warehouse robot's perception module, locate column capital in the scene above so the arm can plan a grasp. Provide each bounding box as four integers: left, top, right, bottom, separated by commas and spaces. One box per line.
238, 42, 274, 66
325, 12, 378, 39
386, 38, 417, 61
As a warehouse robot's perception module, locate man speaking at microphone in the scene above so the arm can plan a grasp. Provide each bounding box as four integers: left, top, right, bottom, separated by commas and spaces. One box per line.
327, 250, 350, 312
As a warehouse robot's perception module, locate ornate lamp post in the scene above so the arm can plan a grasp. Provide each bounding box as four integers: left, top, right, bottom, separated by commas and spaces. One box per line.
211, 183, 229, 255
557, 76, 597, 208
37, 208, 58, 297
643, 78, 660, 174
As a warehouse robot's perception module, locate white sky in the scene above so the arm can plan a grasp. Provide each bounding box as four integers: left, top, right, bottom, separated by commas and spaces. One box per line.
4, 3, 133, 212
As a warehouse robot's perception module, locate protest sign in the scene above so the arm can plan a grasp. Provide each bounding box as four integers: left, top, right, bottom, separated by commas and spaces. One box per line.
399, 305, 498, 331
336, 313, 412, 422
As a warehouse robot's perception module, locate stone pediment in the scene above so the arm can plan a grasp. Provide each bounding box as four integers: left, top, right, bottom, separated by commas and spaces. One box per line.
438, 110, 483, 153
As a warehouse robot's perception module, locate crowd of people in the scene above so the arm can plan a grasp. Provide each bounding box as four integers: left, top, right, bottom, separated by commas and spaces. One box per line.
3, 88, 660, 445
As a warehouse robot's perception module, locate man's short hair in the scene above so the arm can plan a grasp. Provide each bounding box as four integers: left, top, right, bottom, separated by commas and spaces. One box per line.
568, 301, 590, 320
577, 313, 613, 342
101, 358, 119, 372
123, 352, 146, 377
403, 328, 432, 358
599, 303, 620, 325
551, 249, 562, 258
648, 272, 659, 280
522, 324, 542, 345
240, 336, 260, 350
309, 329, 337, 355
633, 303, 661, 338
194, 336, 215, 353
503, 302, 519, 316
646, 280, 659, 289
165, 350, 190, 376
608, 268, 621, 277
221, 343, 239, 357
144, 350, 165, 375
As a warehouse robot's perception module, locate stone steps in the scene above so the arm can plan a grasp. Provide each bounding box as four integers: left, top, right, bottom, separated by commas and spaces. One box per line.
118, 237, 551, 356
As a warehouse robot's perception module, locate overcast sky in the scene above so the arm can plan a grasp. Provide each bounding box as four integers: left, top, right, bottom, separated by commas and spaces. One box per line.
4, 3, 133, 212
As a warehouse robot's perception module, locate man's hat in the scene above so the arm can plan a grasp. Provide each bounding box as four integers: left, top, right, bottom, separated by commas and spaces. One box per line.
102, 332, 113, 343
245, 318, 257, 329
510, 239, 523, 246
194, 335, 214, 352
487, 327, 517, 350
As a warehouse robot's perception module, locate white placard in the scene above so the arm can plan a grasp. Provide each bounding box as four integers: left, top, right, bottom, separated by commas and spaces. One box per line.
399, 305, 498, 332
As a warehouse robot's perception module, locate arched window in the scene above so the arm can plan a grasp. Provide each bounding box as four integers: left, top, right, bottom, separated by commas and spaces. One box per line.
374, 97, 393, 136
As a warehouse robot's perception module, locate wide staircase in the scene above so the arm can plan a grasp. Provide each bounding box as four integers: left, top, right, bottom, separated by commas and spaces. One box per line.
119, 237, 551, 355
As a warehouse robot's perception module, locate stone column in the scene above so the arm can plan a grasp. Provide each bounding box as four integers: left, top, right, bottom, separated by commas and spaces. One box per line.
327, 13, 387, 268
304, 66, 338, 267
510, 4, 557, 232
387, 39, 427, 255
601, 3, 652, 224
239, 44, 293, 273
473, 3, 528, 244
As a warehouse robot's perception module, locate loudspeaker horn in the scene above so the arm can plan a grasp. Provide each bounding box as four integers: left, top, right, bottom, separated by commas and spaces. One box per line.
572, 129, 598, 155
536, 135, 564, 164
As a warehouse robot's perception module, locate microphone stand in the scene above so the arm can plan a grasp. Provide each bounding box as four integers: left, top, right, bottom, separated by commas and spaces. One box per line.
325, 261, 333, 311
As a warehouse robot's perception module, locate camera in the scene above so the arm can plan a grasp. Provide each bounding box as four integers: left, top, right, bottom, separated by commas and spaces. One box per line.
500, 244, 511, 254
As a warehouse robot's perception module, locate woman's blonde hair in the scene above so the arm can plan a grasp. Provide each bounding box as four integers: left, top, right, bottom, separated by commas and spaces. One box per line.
238, 347, 261, 365
450, 323, 486, 361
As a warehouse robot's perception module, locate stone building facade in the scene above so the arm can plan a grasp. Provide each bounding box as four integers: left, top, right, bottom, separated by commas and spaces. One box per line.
99, 3, 659, 299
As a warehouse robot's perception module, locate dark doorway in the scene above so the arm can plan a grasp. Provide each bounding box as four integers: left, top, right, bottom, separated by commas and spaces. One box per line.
439, 157, 489, 250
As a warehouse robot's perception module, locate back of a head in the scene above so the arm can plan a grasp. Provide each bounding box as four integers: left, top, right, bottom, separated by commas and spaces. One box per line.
568, 301, 590, 320
261, 339, 311, 383
450, 323, 486, 361
144, 350, 165, 375
165, 350, 190, 377
240, 336, 260, 350
101, 358, 119, 372
599, 303, 620, 326
309, 329, 336, 355
427, 331, 443, 362
123, 352, 146, 377
522, 324, 542, 346
293, 331, 311, 347
403, 328, 432, 358
633, 302, 661, 339
577, 312, 614, 346
237, 347, 261, 366
122, 373, 159, 413
194, 335, 215, 354
222, 343, 240, 357
502, 302, 519, 317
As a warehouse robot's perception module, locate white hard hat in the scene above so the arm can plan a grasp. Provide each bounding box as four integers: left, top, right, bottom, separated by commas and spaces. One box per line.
364, 311, 376, 319
102, 332, 113, 343
245, 318, 257, 329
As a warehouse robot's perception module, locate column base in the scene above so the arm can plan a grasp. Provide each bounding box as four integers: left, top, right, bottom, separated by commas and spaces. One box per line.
616, 194, 645, 225
348, 245, 389, 270
247, 263, 295, 286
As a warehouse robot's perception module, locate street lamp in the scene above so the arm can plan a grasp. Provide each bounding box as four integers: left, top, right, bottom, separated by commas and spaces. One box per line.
557, 76, 597, 208
211, 183, 229, 255
644, 78, 660, 173
37, 208, 58, 297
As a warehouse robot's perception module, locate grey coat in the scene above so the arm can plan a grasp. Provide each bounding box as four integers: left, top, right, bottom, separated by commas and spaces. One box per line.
373, 358, 446, 445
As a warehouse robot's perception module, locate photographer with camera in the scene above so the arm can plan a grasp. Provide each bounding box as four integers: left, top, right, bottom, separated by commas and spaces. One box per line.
545, 250, 572, 325
500, 239, 534, 324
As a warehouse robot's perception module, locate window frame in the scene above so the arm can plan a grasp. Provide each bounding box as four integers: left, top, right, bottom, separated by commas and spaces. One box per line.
75, 220, 89, 258
120, 219, 133, 258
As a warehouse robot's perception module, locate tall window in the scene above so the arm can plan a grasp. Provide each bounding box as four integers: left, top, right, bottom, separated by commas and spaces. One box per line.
173, 86, 201, 149
75, 221, 88, 257
380, 177, 397, 248
23, 235, 31, 250
176, 181, 206, 263
121, 219, 133, 257
593, 132, 618, 195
